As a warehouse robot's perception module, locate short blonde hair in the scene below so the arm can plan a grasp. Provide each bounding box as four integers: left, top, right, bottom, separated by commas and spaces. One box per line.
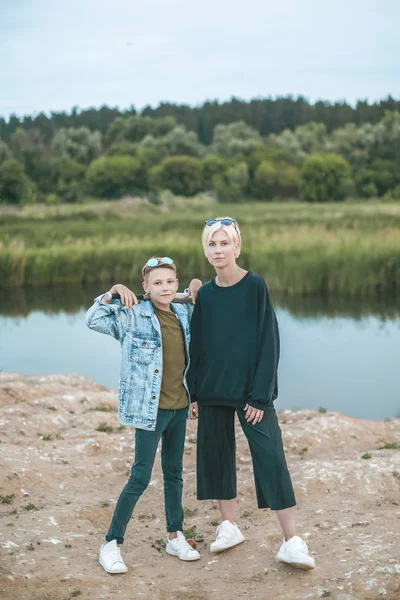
141, 258, 177, 280
201, 217, 241, 255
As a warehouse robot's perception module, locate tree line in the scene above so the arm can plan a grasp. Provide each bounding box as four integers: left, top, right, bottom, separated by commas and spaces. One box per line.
0, 96, 400, 205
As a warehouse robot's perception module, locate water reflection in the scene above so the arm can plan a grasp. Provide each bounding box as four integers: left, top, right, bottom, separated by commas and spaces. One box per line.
1, 284, 399, 420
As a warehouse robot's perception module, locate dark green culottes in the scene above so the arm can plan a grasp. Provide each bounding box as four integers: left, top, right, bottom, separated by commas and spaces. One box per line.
197, 405, 296, 510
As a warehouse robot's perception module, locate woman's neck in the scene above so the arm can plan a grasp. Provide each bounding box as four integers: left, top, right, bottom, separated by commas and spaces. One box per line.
215, 265, 248, 287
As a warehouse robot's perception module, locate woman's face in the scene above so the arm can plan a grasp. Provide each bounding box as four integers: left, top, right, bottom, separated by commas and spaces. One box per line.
204, 228, 239, 270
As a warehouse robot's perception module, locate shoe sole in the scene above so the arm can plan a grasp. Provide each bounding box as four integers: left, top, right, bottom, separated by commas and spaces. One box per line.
210, 535, 245, 554
276, 552, 315, 570
166, 547, 201, 561
99, 557, 128, 574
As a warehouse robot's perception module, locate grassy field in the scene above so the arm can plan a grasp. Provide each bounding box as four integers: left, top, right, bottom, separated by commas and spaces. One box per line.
1, 196, 400, 295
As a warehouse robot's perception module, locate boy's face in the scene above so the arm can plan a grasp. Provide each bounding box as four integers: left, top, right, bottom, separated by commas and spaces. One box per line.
142, 267, 179, 309
204, 229, 239, 270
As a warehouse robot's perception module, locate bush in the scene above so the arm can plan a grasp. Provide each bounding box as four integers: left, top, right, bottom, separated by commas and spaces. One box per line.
300, 154, 353, 202
0, 159, 36, 204
85, 156, 143, 199
149, 156, 203, 196
212, 161, 249, 203
253, 161, 300, 199
201, 155, 227, 189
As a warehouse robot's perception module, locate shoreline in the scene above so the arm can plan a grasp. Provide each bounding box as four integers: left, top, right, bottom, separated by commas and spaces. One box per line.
1, 372, 399, 600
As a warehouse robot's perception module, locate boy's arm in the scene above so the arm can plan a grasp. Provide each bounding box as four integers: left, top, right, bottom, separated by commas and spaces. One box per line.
85, 292, 131, 341
247, 282, 279, 410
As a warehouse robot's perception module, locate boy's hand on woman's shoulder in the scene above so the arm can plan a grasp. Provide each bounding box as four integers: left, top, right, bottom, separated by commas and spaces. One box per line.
104, 284, 139, 309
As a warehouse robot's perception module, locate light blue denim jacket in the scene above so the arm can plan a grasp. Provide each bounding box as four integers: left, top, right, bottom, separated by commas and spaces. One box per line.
85, 295, 194, 431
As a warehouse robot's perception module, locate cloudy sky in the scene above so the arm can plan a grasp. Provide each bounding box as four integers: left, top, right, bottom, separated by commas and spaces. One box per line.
1, 0, 399, 119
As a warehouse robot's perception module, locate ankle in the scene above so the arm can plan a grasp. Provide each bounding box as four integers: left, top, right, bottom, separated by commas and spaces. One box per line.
169, 531, 178, 540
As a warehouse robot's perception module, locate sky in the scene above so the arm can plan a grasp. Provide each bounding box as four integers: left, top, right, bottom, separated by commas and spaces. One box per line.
1, 0, 399, 119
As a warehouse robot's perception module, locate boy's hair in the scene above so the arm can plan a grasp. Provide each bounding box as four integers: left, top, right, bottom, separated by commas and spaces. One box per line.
141, 258, 177, 281
201, 217, 241, 255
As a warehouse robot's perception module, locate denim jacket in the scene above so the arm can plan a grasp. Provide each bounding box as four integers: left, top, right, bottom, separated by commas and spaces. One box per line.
85, 295, 194, 431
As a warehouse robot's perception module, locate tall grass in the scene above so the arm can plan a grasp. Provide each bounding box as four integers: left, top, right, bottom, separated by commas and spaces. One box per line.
1, 200, 400, 295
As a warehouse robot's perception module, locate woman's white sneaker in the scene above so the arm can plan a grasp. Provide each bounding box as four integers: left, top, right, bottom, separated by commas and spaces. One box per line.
166, 531, 201, 561
276, 535, 315, 570
99, 539, 128, 574
210, 520, 245, 553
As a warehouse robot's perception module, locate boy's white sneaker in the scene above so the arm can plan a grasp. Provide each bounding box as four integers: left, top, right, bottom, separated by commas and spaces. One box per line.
276, 535, 315, 570
166, 531, 201, 561
210, 520, 245, 553
99, 539, 128, 574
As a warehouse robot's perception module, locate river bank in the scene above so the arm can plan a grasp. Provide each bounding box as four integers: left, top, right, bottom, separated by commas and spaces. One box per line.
1, 372, 399, 600
1, 199, 400, 295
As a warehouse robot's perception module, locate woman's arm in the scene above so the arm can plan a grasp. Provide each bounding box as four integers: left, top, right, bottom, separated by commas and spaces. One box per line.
187, 296, 202, 402
247, 281, 280, 410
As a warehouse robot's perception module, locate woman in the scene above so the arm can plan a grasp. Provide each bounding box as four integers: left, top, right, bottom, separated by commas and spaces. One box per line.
187, 217, 315, 570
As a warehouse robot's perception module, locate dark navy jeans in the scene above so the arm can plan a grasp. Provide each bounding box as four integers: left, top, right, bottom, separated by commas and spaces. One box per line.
106, 407, 188, 544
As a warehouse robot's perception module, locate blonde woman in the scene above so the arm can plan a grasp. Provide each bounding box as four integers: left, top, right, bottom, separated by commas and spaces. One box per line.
187, 217, 315, 570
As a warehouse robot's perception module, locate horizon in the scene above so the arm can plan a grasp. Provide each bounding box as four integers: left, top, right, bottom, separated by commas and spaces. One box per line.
1, 92, 399, 124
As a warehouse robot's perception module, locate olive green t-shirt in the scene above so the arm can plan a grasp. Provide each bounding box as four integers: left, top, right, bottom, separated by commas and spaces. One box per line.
153, 305, 188, 410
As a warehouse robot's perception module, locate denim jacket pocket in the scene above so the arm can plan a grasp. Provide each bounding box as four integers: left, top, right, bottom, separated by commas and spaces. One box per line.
130, 337, 159, 366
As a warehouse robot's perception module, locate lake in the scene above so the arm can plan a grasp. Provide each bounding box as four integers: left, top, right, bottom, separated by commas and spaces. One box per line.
1, 284, 399, 420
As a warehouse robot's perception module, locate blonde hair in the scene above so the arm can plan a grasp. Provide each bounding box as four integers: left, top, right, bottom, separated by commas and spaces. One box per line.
141, 258, 177, 280
201, 217, 241, 256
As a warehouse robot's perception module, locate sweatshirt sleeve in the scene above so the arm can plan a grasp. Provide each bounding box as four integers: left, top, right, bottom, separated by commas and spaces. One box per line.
85, 294, 131, 342
187, 295, 202, 402
247, 281, 280, 410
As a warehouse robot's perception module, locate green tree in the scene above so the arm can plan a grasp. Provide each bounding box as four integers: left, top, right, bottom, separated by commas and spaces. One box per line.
141, 126, 205, 157
201, 155, 227, 189
52, 127, 102, 164
210, 121, 262, 157
56, 158, 86, 202
106, 141, 138, 156
0, 159, 36, 204
0, 141, 12, 165
355, 159, 400, 197
212, 161, 249, 202
85, 156, 143, 198
149, 156, 203, 196
106, 115, 176, 143
300, 154, 353, 202
253, 161, 300, 199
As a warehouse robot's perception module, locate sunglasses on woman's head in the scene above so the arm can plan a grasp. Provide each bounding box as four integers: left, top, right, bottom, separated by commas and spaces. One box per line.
146, 257, 174, 268
205, 218, 236, 226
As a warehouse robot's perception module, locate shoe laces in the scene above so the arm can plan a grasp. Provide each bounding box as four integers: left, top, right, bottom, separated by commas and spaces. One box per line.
290, 536, 308, 553
107, 544, 123, 562
216, 522, 234, 542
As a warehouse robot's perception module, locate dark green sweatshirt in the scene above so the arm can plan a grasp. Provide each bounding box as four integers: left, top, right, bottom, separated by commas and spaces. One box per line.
187, 272, 279, 410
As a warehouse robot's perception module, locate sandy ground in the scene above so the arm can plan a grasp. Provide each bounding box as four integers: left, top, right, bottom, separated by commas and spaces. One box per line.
0, 372, 399, 600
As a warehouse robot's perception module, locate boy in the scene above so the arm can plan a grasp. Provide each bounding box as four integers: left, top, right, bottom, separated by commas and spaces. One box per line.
85, 257, 202, 574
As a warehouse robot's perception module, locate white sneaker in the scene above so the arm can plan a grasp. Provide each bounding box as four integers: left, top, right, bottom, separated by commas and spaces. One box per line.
210, 520, 245, 553
166, 531, 201, 561
276, 535, 315, 570
99, 539, 128, 574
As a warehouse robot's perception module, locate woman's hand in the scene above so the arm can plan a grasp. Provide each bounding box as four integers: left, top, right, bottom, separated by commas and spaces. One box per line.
244, 404, 264, 425
189, 402, 198, 420
110, 284, 139, 309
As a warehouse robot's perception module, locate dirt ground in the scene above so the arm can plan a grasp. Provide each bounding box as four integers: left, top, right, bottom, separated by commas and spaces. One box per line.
1, 372, 399, 600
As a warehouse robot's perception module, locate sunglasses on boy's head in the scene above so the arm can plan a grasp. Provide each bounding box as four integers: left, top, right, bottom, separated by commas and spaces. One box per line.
205, 218, 236, 227
146, 257, 174, 268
